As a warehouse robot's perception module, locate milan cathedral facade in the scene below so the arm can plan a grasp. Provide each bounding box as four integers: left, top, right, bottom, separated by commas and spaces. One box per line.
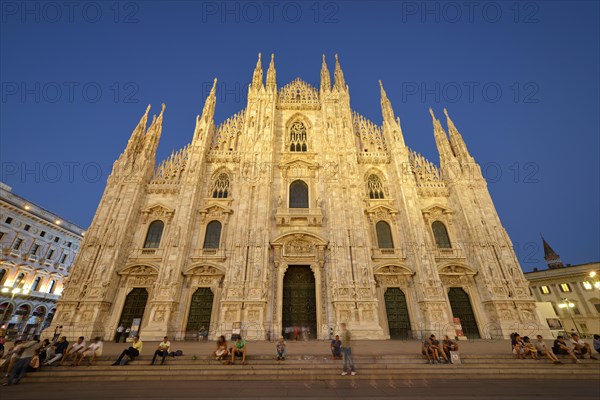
49, 54, 547, 341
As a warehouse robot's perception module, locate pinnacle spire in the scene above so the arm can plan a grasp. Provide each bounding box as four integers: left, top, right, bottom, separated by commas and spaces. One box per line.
333, 54, 346, 91
541, 235, 565, 269
444, 108, 473, 163
201, 78, 217, 120
430, 108, 455, 163
124, 104, 151, 155
379, 81, 405, 147
251, 52, 264, 89
320, 54, 331, 92
379, 80, 394, 122
143, 103, 166, 158
266, 53, 276, 89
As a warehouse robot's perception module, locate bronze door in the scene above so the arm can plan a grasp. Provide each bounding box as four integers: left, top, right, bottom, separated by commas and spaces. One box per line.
448, 287, 480, 339
384, 287, 412, 339
118, 288, 149, 330
282, 266, 317, 339
186, 288, 214, 335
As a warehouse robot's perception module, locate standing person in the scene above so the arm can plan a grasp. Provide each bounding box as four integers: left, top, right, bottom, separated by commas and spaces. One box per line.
330, 335, 342, 360
52, 325, 62, 342
293, 326, 300, 342
115, 324, 124, 343
3, 339, 41, 386
123, 327, 131, 343
339, 323, 356, 376
150, 337, 170, 365
2, 340, 24, 376
112, 335, 143, 365
276, 337, 286, 360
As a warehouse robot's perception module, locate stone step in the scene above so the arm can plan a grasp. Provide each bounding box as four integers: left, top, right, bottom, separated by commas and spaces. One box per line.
23, 368, 600, 383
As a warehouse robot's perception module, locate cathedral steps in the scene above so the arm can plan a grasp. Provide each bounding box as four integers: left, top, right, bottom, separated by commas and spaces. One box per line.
24, 356, 600, 382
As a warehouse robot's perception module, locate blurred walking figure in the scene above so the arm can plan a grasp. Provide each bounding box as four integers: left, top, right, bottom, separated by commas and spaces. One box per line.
339, 323, 356, 376
114, 324, 124, 343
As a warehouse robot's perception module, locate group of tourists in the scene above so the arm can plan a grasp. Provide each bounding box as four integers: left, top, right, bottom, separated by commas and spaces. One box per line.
0, 335, 103, 386
511, 332, 598, 364
421, 334, 459, 364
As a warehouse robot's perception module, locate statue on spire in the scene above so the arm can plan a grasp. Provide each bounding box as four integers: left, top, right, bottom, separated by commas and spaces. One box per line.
266, 53, 276, 89
320, 54, 331, 92
443, 108, 473, 164
333, 54, 346, 91
430, 108, 455, 165
252, 53, 264, 89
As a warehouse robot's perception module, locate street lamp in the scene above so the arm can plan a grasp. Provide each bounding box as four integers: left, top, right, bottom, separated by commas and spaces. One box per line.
588, 271, 600, 290
558, 298, 580, 336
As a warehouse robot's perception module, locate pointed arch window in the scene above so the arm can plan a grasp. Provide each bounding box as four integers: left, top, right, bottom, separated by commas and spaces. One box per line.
203, 221, 222, 249
212, 173, 230, 198
432, 221, 451, 248
289, 180, 309, 208
289, 121, 307, 152
376, 221, 394, 249
368, 174, 385, 199
143, 220, 164, 249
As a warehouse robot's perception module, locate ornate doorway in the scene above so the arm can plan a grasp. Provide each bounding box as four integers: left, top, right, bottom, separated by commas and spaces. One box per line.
117, 288, 149, 331
282, 266, 316, 340
185, 287, 214, 338
384, 287, 412, 339
448, 287, 480, 339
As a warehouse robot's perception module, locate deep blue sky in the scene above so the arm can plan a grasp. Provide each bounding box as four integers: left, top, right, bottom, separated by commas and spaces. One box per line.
1, 1, 598, 272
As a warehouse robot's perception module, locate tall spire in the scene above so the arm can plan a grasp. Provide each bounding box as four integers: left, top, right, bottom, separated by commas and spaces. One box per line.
379, 80, 405, 146
541, 235, 565, 269
201, 78, 217, 121
333, 54, 346, 91
444, 108, 473, 164
266, 53, 276, 89
251, 52, 263, 89
145, 103, 166, 153
320, 54, 331, 92
125, 104, 151, 153
430, 108, 455, 163
379, 80, 395, 123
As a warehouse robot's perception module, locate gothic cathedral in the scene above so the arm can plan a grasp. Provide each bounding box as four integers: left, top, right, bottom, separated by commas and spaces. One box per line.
50, 54, 547, 341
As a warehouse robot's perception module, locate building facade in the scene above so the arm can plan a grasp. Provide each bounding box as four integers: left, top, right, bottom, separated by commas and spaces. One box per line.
0, 183, 84, 338
525, 238, 600, 336
51, 54, 547, 341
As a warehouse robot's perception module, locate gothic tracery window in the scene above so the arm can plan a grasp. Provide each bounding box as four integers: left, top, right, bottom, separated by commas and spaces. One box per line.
376, 221, 394, 249
212, 173, 230, 198
203, 220, 222, 249
368, 174, 385, 199
432, 221, 451, 248
289, 121, 308, 152
143, 220, 164, 248
289, 180, 309, 208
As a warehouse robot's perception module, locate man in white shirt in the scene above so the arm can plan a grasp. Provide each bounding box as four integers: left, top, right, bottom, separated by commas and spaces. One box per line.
534, 335, 561, 364
150, 336, 170, 365
74, 337, 103, 366
570, 333, 598, 360
60, 336, 86, 366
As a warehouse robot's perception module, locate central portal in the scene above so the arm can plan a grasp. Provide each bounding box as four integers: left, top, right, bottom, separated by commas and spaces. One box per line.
282, 265, 317, 340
